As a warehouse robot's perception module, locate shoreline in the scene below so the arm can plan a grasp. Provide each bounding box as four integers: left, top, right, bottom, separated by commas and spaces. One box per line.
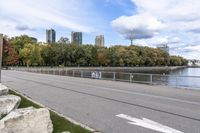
69, 66, 187, 73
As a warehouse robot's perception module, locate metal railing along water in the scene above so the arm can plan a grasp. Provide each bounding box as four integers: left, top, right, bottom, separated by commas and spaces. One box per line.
11, 67, 200, 89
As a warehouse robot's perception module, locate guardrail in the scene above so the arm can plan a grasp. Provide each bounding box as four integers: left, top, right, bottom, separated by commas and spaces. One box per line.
11, 67, 200, 89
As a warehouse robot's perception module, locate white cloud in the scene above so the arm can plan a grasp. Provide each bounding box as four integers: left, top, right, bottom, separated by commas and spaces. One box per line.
133, 0, 200, 21
112, 0, 200, 59
132, 0, 200, 34
0, 0, 97, 39
112, 13, 164, 39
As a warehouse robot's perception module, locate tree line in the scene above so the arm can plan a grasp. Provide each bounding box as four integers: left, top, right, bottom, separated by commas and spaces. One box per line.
2, 35, 188, 67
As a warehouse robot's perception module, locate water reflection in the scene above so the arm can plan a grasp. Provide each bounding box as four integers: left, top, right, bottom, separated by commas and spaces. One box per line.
167, 68, 200, 89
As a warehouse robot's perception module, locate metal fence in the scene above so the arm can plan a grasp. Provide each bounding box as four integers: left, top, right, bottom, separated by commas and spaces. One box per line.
11, 67, 200, 89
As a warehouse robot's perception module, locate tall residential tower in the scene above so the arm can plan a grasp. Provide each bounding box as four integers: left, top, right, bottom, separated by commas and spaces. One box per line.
95, 35, 104, 47
71, 32, 82, 45
46, 29, 56, 43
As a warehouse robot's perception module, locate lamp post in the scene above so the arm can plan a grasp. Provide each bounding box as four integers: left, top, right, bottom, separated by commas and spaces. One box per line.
0, 34, 3, 83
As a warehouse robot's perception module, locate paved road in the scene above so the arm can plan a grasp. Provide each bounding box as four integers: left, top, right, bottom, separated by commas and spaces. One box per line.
2, 70, 200, 133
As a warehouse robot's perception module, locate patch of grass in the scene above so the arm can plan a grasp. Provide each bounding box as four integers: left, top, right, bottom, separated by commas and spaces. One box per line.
9, 90, 93, 133
9, 90, 41, 109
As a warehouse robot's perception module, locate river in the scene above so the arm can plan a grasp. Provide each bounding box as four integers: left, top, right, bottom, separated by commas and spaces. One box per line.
169, 67, 200, 76
167, 67, 200, 89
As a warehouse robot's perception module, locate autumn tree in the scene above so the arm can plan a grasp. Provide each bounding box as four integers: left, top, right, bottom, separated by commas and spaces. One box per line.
4, 34, 188, 67
3, 38, 19, 66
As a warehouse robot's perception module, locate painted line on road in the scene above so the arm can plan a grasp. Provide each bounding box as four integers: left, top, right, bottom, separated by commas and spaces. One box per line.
116, 114, 184, 133
3, 73, 200, 122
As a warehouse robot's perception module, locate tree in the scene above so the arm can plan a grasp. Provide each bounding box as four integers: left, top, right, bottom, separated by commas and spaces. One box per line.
74, 45, 87, 66
108, 46, 121, 66
19, 43, 42, 67
169, 56, 182, 66
5, 47, 19, 66
9, 35, 33, 65
5, 35, 187, 67
124, 47, 139, 66
58, 37, 70, 44
90, 46, 98, 66
10, 35, 33, 52
3, 38, 19, 66
97, 48, 109, 66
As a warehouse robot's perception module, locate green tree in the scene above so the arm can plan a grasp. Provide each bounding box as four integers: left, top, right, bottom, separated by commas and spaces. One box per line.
169, 56, 182, 66
19, 43, 42, 67
97, 48, 109, 66
9, 35, 33, 65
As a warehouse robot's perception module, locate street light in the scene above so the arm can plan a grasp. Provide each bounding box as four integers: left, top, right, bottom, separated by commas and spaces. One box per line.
0, 34, 3, 83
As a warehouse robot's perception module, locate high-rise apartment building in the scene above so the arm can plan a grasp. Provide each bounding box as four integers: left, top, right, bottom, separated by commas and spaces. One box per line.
71, 32, 82, 45
46, 29, 56, 43
95, 35, 104, 47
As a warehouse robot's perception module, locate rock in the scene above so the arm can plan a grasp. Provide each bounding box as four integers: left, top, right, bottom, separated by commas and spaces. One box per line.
0, 95, 21, 118
0, 107, 53, 133
0, 84, 9, 96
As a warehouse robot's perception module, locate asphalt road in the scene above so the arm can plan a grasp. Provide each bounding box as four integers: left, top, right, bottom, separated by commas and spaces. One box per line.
2, 70, 200, 133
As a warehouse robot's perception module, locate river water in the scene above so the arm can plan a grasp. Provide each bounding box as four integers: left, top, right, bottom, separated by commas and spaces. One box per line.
166, 68, 200, 89
169, 67, 200, 76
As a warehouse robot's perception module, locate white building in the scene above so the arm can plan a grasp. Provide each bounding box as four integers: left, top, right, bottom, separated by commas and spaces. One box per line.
95, 35, 104, 47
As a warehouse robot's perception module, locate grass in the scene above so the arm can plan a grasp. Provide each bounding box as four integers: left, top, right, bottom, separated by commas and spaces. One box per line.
9, 90, 93, 133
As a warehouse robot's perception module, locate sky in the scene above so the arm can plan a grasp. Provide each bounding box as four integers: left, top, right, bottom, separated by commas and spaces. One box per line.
0, 0, 200, 59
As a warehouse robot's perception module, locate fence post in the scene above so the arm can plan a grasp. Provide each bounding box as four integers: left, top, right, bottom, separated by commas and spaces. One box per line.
81, 71, 83, 78
53, 69, 55, 75
62, 68, 64, 76
72, 70, 75, 77
130, 73, 132, 83
66, 69, 68, 76
113, 72, 116, 81
59, 69, 60, 75
150, 74, 153, 85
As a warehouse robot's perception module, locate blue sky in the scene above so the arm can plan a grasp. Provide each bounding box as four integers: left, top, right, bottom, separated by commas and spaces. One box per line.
0, 0, 200, 59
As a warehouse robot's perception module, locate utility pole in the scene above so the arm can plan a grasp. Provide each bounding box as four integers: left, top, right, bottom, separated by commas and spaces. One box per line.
130, 39, 133, 45
0, 34, 3, 83
126, 30, 134, 46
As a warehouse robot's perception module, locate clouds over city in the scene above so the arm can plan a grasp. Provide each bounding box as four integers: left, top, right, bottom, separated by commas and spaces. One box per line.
112, 13, 164, 39
0, 0, 98, 38
112, 0, 200, 59
0, 0, 200, 59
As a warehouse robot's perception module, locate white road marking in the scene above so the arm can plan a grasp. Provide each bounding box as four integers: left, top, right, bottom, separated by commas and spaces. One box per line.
116, 114, 184, 133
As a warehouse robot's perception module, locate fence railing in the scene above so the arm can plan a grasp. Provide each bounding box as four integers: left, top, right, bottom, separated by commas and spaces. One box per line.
11, 67, 200, 89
